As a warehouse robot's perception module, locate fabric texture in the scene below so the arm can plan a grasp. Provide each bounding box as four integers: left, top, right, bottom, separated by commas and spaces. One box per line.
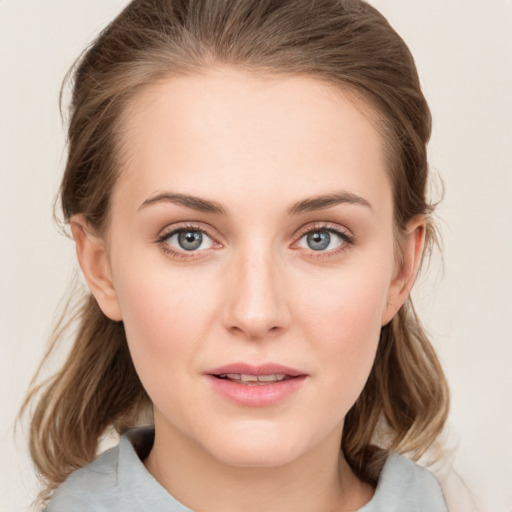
46, 427, 448, 512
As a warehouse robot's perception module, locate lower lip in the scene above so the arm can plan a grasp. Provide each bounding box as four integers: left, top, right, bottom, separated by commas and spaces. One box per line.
206, 375, 307, 407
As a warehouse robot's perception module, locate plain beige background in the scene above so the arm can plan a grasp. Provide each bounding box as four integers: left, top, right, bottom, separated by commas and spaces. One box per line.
1, 1, 511, 511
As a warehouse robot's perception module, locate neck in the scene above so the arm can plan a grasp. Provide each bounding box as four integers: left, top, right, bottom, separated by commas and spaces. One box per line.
144, 417, 374, 512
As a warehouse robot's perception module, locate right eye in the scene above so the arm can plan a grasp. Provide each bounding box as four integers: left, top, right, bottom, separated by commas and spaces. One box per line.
162, 228, 215, 252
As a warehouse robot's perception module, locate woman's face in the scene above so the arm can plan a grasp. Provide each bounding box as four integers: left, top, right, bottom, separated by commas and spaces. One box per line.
89, 69, 411, 468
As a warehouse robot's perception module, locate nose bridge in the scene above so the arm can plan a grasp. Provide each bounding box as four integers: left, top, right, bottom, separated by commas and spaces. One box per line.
224, 236, 289, 339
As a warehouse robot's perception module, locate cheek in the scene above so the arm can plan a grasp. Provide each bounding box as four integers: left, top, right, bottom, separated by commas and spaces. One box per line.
299, 264, 390, 337
294, 264, 391, 399
112, 258, 219, 383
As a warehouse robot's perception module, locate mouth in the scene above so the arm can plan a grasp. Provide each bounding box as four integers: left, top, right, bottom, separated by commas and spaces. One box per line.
207, 362, 306, 383
205, 363, 307, 406
213, 373, 295, 385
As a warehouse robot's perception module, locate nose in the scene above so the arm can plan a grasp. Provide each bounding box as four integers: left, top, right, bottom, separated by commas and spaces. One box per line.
222, 244, 291, 341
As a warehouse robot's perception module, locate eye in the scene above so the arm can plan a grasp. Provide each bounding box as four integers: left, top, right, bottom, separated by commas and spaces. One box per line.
296, 226, 353, 253
161, 228, 215, 252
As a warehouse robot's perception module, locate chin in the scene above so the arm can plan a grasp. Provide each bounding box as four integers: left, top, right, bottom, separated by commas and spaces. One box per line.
200, 423, 311, 469
212, 445, 303, 469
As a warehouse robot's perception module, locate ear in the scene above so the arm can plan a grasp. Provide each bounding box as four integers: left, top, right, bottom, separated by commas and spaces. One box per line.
381, 216, 426, 325
70, 214, 123, 321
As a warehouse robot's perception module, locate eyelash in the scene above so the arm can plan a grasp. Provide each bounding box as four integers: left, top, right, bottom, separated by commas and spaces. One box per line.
156, 223, 219, 260
156, 222, 355, 260
293, 222, 355, 259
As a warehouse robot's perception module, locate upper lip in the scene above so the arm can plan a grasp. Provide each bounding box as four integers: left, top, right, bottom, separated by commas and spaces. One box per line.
207, 363, 306, 377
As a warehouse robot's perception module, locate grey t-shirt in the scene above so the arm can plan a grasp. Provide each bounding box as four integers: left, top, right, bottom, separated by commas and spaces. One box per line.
46, 428, 448, 511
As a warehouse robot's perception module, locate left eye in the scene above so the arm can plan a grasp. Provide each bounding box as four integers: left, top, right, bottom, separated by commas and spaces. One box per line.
298, 229, 345, 252
165, 229, 214, 252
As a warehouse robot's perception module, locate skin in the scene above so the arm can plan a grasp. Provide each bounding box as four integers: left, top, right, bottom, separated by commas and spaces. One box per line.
72, 68, 425, 512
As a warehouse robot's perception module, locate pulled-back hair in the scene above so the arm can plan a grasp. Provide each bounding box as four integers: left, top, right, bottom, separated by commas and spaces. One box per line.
23, 0, 449, 504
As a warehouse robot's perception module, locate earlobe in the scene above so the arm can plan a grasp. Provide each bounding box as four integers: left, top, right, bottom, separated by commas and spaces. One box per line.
70, 215, 123, 321
381, 217, 426, 325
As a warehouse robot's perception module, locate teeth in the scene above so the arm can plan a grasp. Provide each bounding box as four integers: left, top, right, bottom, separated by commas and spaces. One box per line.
257, 374, 287, 382
240, 374, 258, 382
218, 373, 288, 383
257, 374, 277, 382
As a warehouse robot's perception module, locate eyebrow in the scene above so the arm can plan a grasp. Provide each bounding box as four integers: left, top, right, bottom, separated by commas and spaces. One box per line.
138, 190, 371, 216
138, 192, 226, 214
287, 191, 372, 215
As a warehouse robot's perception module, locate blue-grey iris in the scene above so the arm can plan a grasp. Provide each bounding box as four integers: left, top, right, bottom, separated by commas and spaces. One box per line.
307, 231, 330, 251
178, 231, 202, 251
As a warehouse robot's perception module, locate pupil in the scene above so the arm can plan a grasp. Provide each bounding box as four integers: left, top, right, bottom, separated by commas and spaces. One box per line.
178, 231, 202, 250
307, 231, 330, 251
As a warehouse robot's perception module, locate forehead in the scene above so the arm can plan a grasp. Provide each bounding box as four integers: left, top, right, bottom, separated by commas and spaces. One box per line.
114, 67, 391, 213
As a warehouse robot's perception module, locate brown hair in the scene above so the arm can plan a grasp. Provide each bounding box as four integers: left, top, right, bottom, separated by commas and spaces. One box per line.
22, 0, 449, 503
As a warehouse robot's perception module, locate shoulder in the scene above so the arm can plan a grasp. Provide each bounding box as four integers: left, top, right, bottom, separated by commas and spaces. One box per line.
359, 452, 449, 512
45, 442, 123, 512
45, 428, 188, 512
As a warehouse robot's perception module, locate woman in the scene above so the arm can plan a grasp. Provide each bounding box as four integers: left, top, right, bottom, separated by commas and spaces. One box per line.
25, 1, 450, 510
